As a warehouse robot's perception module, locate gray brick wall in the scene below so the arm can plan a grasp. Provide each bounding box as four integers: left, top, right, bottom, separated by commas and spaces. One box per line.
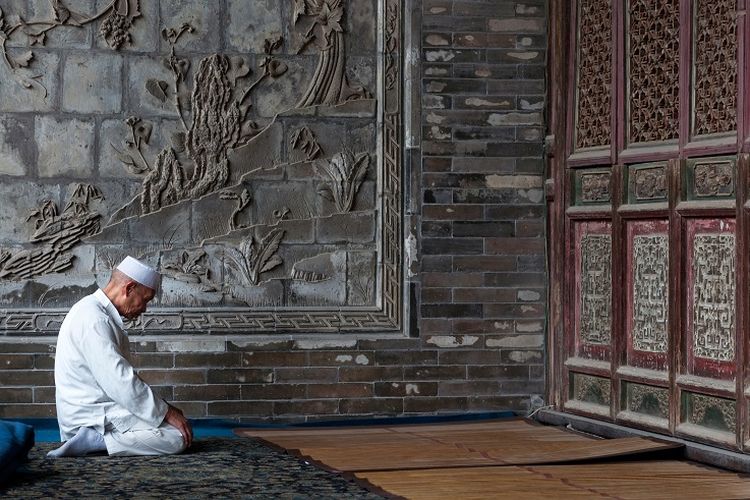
0, 0, 547, 421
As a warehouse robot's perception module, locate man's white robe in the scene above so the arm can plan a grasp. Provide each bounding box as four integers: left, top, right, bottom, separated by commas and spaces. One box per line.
54, 289, 184, 456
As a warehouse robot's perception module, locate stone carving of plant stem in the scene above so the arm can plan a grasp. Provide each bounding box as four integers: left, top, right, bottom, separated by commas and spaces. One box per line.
224, 228, 285, 286
315, 150, 369, 213
220, 188, 252, 231
0, 0, 138, 94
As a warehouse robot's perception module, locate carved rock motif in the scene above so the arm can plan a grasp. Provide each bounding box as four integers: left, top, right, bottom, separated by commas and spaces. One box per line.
694, 162, 734, 198
580, 172, 611, 203
688, 393, 736, 432
291, 126, 322, 160
293, 0, 371, 106
384, 3, 399, 91
0, 184, 103, 281
315, 150, 369, 213
162, 249, 217, 292
100, 0, 142, 50
224, 228, 285, 286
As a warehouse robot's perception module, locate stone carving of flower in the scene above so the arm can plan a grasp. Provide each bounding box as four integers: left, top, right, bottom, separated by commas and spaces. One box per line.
317, 2, 343, 42
100, 12, 133, 50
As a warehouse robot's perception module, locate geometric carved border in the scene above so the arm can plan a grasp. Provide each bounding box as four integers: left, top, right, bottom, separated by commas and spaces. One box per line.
0, 0, 404, 335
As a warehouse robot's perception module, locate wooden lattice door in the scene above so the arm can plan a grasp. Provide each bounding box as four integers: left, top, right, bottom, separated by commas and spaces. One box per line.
554, 0, 750, 451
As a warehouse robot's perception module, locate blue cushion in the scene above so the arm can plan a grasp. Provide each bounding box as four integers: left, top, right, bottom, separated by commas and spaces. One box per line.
0, 420, 35, 485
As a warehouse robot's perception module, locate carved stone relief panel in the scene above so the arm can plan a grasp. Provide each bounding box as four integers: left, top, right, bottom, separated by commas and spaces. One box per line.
685, 220, 736, 378
575, 0, 612, 150
686, 157, 736, 200
627, 0, 680, 144
622, 382, 669, 420
575, 223, 612, 350
0, 0, 401, 334
627, 162, 667, 204
692, 0, 737, 137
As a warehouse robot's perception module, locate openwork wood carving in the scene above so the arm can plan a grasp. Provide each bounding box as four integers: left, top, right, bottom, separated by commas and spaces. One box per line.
694, 161, 734, 198
580, 172, 611, 203
693, 0, 737, 136
632, 165, 667, 201
575, 0, 612, 149
692, 233, 735, 361
625, 383, 669, 418
632, 235, 668, 353
628, 0, 680, 143
687, 393, 736, 432
579, 234, 612, 345
573, 374, 611, 406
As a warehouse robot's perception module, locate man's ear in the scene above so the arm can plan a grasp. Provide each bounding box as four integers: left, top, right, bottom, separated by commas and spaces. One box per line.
124, 280, 138, 296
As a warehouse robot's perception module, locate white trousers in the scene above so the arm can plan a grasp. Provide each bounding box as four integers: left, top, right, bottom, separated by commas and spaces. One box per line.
103, 421, 186, 456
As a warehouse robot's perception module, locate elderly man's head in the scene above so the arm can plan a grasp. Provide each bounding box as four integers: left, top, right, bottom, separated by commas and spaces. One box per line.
104, 256, 160, 319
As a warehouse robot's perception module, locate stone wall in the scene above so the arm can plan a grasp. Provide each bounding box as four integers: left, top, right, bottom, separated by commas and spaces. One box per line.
0, 0, 547, 421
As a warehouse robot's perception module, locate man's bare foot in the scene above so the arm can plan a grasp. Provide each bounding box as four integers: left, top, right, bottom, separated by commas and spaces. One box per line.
47, 427, 106, 458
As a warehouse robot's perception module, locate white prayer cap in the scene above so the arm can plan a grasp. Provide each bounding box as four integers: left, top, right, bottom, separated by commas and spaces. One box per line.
116, 256, 161, 291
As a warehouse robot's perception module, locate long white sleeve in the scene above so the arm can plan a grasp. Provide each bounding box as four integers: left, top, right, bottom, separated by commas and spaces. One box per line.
80, 318, 167, 428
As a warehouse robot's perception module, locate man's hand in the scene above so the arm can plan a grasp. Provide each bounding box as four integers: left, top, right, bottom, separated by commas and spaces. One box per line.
164, 404, 193, 448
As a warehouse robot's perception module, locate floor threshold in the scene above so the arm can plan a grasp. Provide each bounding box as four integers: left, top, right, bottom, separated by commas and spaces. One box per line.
535, 409, 750, 473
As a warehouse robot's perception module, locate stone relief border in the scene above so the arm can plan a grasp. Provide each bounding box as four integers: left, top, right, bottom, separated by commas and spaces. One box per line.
0, 0, 404, 335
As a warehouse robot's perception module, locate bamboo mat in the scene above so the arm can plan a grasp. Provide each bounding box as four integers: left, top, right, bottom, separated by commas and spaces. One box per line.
235, 419, 680, 472
355, 461, 750, 500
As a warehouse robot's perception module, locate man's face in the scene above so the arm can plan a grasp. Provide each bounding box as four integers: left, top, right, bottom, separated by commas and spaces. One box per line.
121, 282, 156, 319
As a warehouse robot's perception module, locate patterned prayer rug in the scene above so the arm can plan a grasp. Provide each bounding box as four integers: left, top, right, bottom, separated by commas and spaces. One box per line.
2, 438, 383, 499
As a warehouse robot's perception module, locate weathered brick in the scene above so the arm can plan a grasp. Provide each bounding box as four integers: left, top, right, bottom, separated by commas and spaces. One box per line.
468, 396, 529, 410
439, 381, 502, 396
453, 221, 514, 237
0, 404, 55, 418
374, 350, 439, 366
339, 366, 403, 382
453, 256, 517, 272
139, 370, 205, 385
375, 382, 438, 397
274, 400, 339, 416
33, 386, 56, 403
454, 288, 517, 303
207, 369, 274, 384
307, 383, 374, 398
468, 365, 531, 379
274, 368, 338, 383
0, 354, 34, 369
241, 384, 307, 400
423, 205, 484, 221
244, 352, 308, 367
423, 157, 452, 172
174, 353, 242, 368
404, 397, 468, 413
0, 388, 32, 403
403, 366, 467, 380
484, 303, 546, 318
485, 272, 546, 287
0, 370, 54, 386
422, 238, 484, 255
420, 256, 454, 272
422, 288, 453, 303
208, 401, 274, 416
130, 353, 175, 369
438, 350, 500, 364
422, 272, 483, 287
421, 304, 483, 318
454, 319, 516, 334
174, 385, 241, 401
340, 398, 404, 414
485, 237, 545, 255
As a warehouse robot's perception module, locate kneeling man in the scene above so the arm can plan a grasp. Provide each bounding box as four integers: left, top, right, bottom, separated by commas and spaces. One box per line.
48, 256, 192, 457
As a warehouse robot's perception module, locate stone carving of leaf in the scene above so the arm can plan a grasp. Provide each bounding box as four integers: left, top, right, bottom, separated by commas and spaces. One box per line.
256, 229, 285, 275
12, 51, 34, 68
268, 60, 288, 78
292, 0, 307, 25
229, 56, 250, 85
146, 79, 169, 102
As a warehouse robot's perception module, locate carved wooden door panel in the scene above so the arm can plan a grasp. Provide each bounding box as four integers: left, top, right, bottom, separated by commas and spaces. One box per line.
558, 0, 750, 451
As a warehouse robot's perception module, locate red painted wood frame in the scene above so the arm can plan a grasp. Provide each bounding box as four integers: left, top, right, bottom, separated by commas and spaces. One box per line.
548, 0, 750, 451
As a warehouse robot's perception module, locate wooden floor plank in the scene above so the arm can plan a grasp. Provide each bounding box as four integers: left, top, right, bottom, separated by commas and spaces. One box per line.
235, 419, 680, 472
356, 461, 750, 500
